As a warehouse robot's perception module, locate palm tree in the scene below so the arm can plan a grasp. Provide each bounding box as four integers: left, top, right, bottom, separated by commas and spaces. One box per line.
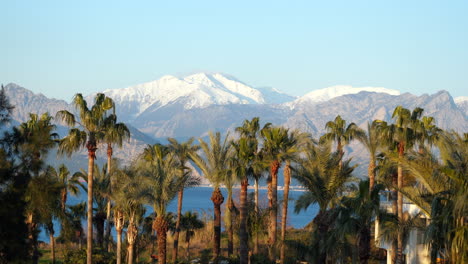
111, 167, 146, 264
24, 166, 63, 264
236, 117, 270, 255
167, 137, 200, 263
294, 142, 355, 263
260, 126, 297, 261
378, 106, 422, 263
102, 112, 130, 251
12, 113, 59, 175
231, 137, 257, 264
356, 121, 384, 191
280, 130, 309, 264
190, 132, 231, 263
320, 115, 364, 167
180, 211, 205, 261
334, 180, 387, 264
138, 143, 180, 264
224, 157, 238, 257
10, 113, 59, 263
413, 116, 442, 154
56, 93, 114, 264
398, 131, 468, 263
54, 164, 83, 213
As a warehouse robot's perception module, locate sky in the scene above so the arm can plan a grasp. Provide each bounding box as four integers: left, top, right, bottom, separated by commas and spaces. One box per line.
1, 0, 467, 101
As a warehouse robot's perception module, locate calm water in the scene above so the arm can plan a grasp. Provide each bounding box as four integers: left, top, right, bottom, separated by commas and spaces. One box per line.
39, 186, 318, 242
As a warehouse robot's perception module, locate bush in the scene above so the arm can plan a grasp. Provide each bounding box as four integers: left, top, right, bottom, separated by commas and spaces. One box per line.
63, 248, 115, 264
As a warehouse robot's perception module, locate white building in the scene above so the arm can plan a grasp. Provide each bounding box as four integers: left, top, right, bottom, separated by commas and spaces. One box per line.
375, 201, 431, 264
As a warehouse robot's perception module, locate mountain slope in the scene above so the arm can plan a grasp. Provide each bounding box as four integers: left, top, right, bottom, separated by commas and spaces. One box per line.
289, 85, 401, 108
95, 73, 294, 121
3, 83, 157, 170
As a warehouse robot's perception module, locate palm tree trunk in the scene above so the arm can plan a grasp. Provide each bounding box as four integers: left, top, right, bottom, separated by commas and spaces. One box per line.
239, 178, 249, 264
86, 141, 97, 264
127, 222, 138, 264
106, 144, 112, 252
117, 230, 122, 264
358, 227, 371, 264
254, 177, 259, 255
211, 187, 224, 263
314, 210, 328, 264
268, 160, 280, 262
48, 223, 56, 264
368, 156, 376, 191
397, 143, 404, 264
128, 244, 134, 264
337, 139, 343, 168
96, 213, 105, 248
155, 216, 169, 264
173, 189, 184, 263
280, 161, 291, 264
391, 173, 398, 264
226, 189, 234, 256
115, 210, 124, 264
105, 200, 112, 252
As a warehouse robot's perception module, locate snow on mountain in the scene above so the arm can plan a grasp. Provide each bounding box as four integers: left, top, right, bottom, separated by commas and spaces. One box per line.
454, 96, 468, 104
96, 72, 297, 120
98, 73, 272, 119
256, 86, 298, 104
289, 85, 400, 108
455, 96, 468, 116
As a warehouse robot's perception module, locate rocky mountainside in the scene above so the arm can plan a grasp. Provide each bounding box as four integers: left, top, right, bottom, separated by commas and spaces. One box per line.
3, 84, 156, 171
3, 75, 467, 179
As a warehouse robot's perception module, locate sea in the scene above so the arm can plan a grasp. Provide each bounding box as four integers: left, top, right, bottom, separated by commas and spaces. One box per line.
39, 186, 318, 242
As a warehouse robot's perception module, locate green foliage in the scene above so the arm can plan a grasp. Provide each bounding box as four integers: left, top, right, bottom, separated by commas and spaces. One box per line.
63, 248, 115, 264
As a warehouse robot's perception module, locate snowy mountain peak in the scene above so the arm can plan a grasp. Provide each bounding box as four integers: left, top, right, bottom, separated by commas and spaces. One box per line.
291, 85, 400, 107
96, 72, 295, 121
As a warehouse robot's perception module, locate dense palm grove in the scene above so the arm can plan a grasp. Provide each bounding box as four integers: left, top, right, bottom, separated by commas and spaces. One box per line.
0, 87, 466, 264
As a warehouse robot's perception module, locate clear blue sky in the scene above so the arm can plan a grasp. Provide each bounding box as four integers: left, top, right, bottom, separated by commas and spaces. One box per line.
1, 0, 467, 101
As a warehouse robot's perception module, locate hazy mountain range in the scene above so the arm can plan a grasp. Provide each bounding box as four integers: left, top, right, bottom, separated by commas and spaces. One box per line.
3, 73, 468, 180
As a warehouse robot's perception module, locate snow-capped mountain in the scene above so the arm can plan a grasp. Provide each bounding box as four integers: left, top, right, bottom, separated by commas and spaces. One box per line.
97, 73, 293, 121
3, 81, 467, 179
289, 85, 401, 108
455, 96, 468, 116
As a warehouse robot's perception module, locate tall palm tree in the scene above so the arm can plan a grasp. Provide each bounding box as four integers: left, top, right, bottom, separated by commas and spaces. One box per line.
280, 130, 309, 264
320, 115, 364, 167
379, 106, 422, 263
138, 143, 180, 264
10, 113, 59, 263
190, 132, 231, 263
236, 117, 270, 255
56, 93, 114, 264
356, 121, 384, 191
224, 157, 238, 257
231, 137, 257, 264
294, 142, 355, 263
102, 112, 130, 251
260, 126, 297, 261
180, 211, 205, 261
398, 131, 468, 263
12, 113, 59, 175
167, 137, 200, 263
